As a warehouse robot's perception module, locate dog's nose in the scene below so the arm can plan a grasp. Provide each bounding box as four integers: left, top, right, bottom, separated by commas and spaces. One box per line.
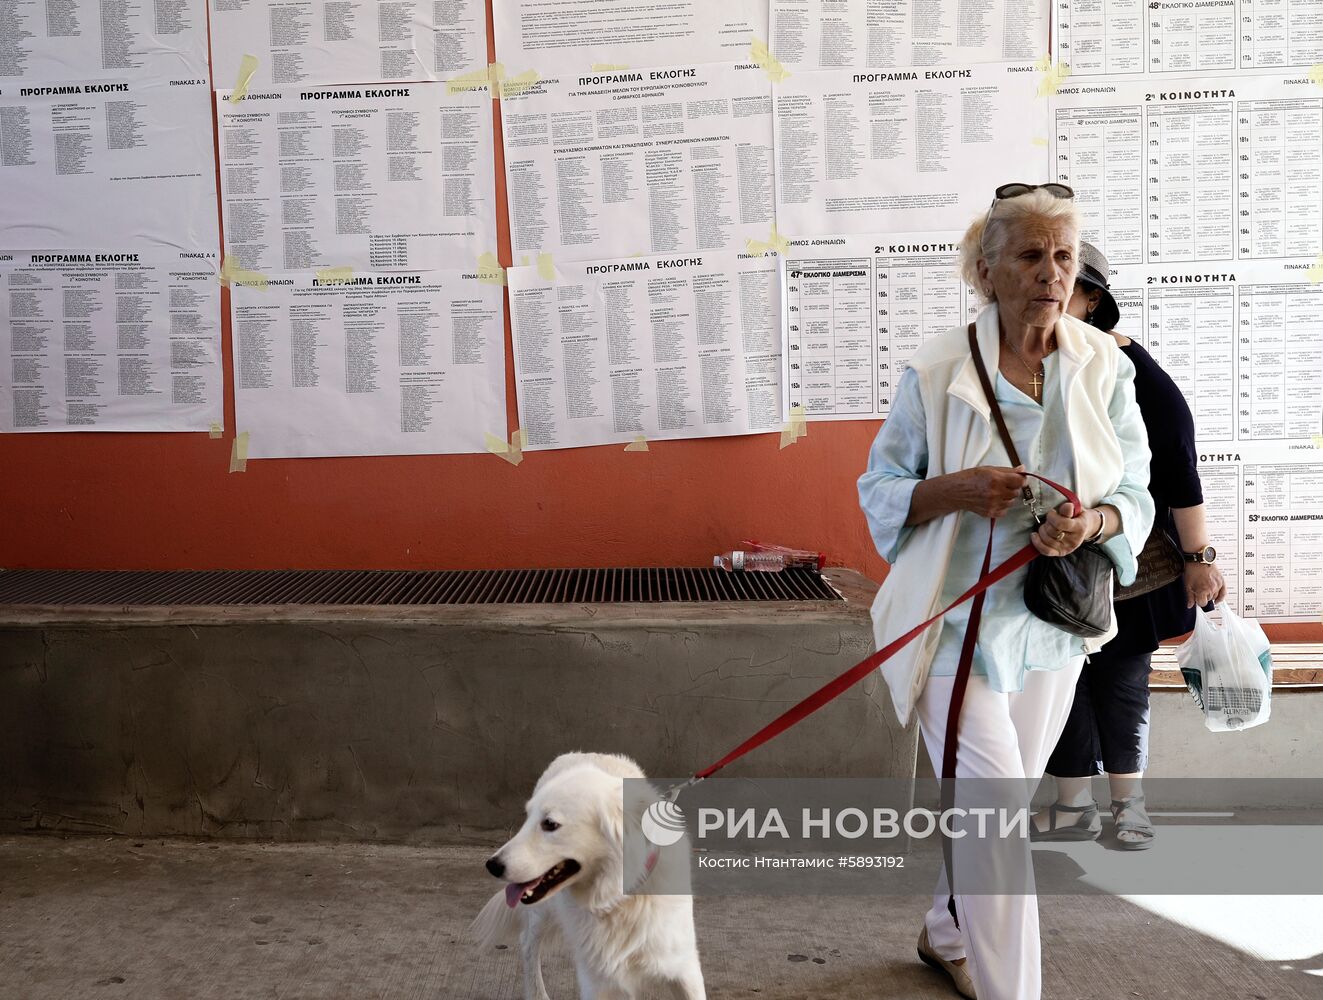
486, 855, 505, 878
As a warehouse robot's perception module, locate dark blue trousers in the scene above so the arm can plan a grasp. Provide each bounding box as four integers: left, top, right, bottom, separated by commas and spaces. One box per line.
1045, 647, 1153, 777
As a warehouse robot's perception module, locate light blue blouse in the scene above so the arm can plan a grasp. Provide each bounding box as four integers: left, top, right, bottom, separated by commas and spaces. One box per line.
859, 349, 1152, 694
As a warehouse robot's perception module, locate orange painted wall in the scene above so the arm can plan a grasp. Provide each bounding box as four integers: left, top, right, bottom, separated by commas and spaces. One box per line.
1, 3, 1316, 645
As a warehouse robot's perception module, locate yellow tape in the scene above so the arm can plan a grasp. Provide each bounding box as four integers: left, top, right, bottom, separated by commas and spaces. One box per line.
779, 404, 807, 450
209, 422, 223, 438
485, 429, 526, 466
498, 68, 541, 100
591, 63, 630, 72
1034, 55, 1071, 97
1031, 137, 1049, 147
1309, 65, 1323, 87
1308, 253, 1323, 284
219, 255, 269, 290
476, 252, 506, 286
229, 431, 249, 472
624, 434, 649, 452
446, 64, 497, 96
536, 253, 556, 281
751, 39, 790, 83
315, 265, 353, 284
746, 224, 791, 257
1313, 433, 1323, 449
227, 55, 259, 104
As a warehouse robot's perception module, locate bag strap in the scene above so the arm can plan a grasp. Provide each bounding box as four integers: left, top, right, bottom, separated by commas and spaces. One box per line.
967, 323, 1023, 469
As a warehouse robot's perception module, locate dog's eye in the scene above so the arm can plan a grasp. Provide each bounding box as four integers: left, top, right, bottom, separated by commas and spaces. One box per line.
541, 818, 560, 832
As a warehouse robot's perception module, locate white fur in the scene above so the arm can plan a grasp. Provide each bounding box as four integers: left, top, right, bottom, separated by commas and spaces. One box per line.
471, 752, 706, 1000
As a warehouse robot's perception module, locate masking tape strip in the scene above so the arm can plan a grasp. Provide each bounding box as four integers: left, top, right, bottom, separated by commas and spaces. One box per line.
591, 63, 630, 72
751, 39, 790, 84
1313, 433, 1323, 449
476, 251, 506, 286
1308, 253, 1323, 284
209, 422, 223, 438
229, 431, 250, 472
228, 55, 259, 104
1034, 55, 1070, 97
1031, 137, 1049, 147
219, 255, 269, 290
485, 429, 526, 466
536, 253, 556, 281
746, 224, 790, 257
315, 265, 353, 284
498, 68, 540, 100
624, 434, 649, 452
779, 404, 807, 450
1309, 65, 1323, 87
446, 63, 498, 96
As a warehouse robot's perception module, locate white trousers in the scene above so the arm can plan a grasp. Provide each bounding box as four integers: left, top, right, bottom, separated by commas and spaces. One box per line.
916, 655, 1086, 1000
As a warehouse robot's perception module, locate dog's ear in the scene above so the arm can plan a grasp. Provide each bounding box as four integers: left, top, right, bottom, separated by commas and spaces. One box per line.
586, 785, 627, 913
586, 777, 654, 911
619, 781, 653, 894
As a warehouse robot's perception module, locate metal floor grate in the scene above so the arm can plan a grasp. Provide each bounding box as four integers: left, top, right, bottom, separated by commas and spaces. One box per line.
0, 568, 844, 607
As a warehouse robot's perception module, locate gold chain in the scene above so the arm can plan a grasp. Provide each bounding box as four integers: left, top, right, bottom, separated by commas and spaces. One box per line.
1002, 333, 1050, 399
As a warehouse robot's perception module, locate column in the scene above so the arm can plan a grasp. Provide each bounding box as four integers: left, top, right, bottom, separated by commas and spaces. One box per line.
831, 263, 874, 415
1244, 284, 1287, 439
1282, 285, 1323, 439
1282, 100, 1323, 257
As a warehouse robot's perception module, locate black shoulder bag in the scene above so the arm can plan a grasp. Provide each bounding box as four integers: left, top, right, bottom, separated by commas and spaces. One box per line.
967, 325, 1114, 639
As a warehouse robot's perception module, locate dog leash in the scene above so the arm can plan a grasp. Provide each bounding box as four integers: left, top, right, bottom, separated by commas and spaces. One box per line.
656, 474, 1088, 923
656, 532, 1029, 800
658, 472, 1083, 803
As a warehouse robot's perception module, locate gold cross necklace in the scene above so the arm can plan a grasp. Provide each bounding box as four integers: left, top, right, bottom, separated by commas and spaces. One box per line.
1003, 333, 1051, 400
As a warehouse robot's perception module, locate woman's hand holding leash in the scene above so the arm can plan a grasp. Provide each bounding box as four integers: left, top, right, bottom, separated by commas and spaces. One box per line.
958, 465, 1029, 518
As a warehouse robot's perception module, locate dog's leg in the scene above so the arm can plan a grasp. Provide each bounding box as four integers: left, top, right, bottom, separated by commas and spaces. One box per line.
520, 907, 552, 1000
668, 966, 706, 1000
573, 962, 633, 1000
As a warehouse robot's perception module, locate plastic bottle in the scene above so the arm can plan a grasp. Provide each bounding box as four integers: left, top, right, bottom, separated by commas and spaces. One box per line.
713, 550, 788, 572
739, 539, 825, 571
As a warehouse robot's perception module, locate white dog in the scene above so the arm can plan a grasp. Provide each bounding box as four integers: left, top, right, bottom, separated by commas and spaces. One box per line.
471, 752, 706, 1000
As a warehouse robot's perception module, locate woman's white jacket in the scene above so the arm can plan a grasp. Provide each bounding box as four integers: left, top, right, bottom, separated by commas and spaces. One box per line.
858, 305, 1155, 728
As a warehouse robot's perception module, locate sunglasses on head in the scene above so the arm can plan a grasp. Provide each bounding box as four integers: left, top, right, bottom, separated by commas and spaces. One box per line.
980, 183, 1076, 252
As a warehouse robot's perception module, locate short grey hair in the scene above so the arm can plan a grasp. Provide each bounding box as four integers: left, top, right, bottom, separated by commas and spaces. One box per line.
959, 188, 1082, 303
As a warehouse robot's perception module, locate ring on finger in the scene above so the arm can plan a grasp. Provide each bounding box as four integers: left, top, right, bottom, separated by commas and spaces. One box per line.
1055, 529, 1066, 541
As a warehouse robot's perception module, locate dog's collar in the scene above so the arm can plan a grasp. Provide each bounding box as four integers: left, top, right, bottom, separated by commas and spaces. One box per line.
631, 844, 661, 891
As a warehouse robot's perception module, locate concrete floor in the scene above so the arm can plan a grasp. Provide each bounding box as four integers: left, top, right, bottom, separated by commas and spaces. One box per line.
1, 835, 1321, 1000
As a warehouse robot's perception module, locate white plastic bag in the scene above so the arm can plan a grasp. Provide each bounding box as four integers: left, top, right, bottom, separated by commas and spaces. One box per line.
1174, 602, 1273, 732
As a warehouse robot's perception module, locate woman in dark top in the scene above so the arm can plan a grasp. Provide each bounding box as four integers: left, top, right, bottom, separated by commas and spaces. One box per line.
1030, 242, 1227, 849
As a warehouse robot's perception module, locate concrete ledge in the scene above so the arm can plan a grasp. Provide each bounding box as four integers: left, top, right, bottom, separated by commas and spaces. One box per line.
0, 569, 919, 841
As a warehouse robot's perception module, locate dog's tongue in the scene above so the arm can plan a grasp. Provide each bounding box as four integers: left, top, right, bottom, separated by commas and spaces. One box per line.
505, 879, 536, 909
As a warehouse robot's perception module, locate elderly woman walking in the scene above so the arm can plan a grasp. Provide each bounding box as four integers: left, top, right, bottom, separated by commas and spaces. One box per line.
858, 185, 1154, 1000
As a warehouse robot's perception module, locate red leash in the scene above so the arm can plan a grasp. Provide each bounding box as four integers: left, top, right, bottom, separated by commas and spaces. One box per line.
661, 473, 1084, 809
658, 472, 1086, 926
673, 473, 1080, 789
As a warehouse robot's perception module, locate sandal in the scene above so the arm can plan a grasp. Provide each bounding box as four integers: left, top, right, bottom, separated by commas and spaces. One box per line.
1029, 801, 1101, 842
1110, 793, 1156, 850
